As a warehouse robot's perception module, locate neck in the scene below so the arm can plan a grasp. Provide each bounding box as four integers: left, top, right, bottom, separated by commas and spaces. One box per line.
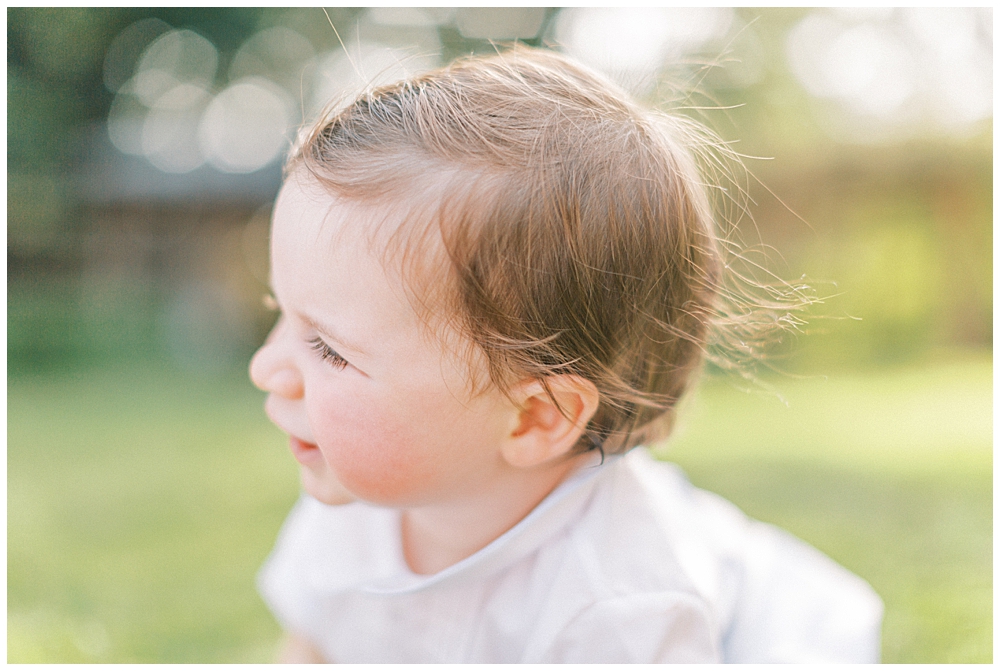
400, 453, 589, 575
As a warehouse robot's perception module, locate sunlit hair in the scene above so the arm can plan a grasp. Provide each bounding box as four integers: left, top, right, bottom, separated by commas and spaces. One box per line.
288, 45, 807, 455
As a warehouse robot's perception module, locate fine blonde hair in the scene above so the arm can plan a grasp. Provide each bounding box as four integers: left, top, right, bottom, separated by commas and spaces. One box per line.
289, 46, 779, 455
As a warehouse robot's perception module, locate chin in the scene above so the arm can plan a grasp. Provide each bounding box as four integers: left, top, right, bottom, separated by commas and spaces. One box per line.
301, 468, 356, 506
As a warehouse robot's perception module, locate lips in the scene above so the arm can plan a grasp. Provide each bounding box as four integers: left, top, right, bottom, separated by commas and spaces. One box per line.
288, 436, 323, 465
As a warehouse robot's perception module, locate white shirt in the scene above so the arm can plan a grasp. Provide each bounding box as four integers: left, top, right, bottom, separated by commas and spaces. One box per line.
258, 449, 883, 663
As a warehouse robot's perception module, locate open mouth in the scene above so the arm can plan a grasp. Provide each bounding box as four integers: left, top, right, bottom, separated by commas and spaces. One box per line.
288, 436, 323, 465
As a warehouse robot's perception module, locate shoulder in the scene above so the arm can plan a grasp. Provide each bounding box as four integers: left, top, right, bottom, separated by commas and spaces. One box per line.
532, 590, 721, 663
559, 450, 751, 616
554, 450, 882, 663
515, 452, 735, 662
723, 520, 883, 662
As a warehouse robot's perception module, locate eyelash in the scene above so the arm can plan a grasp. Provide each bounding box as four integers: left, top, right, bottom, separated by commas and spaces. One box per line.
308, 337, 349, 370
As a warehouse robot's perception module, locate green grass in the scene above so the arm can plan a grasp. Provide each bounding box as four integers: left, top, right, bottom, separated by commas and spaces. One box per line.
8, 367, 297, 662
8, 355, 992, 662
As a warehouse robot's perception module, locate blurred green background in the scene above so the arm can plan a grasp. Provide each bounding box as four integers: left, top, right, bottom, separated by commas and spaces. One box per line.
8, 8, 992, 663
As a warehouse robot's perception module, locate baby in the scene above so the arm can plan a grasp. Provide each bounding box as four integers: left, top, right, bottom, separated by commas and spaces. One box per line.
250, 46, 881, 663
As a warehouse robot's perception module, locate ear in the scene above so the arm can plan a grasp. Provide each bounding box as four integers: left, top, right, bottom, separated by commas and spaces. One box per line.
501, 376, 600, 470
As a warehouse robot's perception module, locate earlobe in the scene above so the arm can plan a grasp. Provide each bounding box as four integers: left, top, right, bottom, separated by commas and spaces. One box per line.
501, 376, 600, 469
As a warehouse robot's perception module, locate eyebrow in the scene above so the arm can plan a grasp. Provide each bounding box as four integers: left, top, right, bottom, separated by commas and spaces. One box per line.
299, 313, 369, 358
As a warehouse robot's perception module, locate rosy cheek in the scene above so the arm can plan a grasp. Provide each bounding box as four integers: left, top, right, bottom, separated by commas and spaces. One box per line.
308, 394, 434, 504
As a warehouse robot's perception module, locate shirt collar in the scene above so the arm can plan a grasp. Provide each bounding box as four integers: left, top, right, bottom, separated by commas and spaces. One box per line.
362, 451, 617, 594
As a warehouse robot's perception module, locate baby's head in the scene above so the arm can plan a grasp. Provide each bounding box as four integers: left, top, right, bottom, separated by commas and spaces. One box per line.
252, 47, 722, 506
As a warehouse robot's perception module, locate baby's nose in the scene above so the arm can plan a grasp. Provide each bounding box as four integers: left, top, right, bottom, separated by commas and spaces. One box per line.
250, 341, 304, 399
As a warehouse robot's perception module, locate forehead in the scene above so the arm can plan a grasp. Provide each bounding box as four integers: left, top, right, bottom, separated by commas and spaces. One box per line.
272, 173, 368, 248
274, 170, 448, 264
271, 174, 401, 280
298, 171, 458, 296
271, 175, 393, 319
273, 172, 459, 341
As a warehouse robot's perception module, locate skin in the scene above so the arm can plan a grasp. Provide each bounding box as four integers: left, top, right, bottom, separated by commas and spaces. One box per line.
250, 172, 599, 662
277, 633, 326, 664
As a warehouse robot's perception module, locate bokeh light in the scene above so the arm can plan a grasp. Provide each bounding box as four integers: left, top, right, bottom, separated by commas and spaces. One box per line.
555, 8, 733, 94
106, 90, 147, 155
228, 26, 315, 95
131, 29, 218, 106
199, 77, 294, 173
141, 82, 211, 173
789, 16, 915, 117
106, 27, 221, 172
786, 8, 991, 142
102, 8, 991, 175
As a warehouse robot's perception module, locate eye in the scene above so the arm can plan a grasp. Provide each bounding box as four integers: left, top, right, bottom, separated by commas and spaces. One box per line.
308, 336, 349, 370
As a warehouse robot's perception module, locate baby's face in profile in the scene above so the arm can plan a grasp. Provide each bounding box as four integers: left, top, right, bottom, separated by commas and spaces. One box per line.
250, 174, 516, 507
